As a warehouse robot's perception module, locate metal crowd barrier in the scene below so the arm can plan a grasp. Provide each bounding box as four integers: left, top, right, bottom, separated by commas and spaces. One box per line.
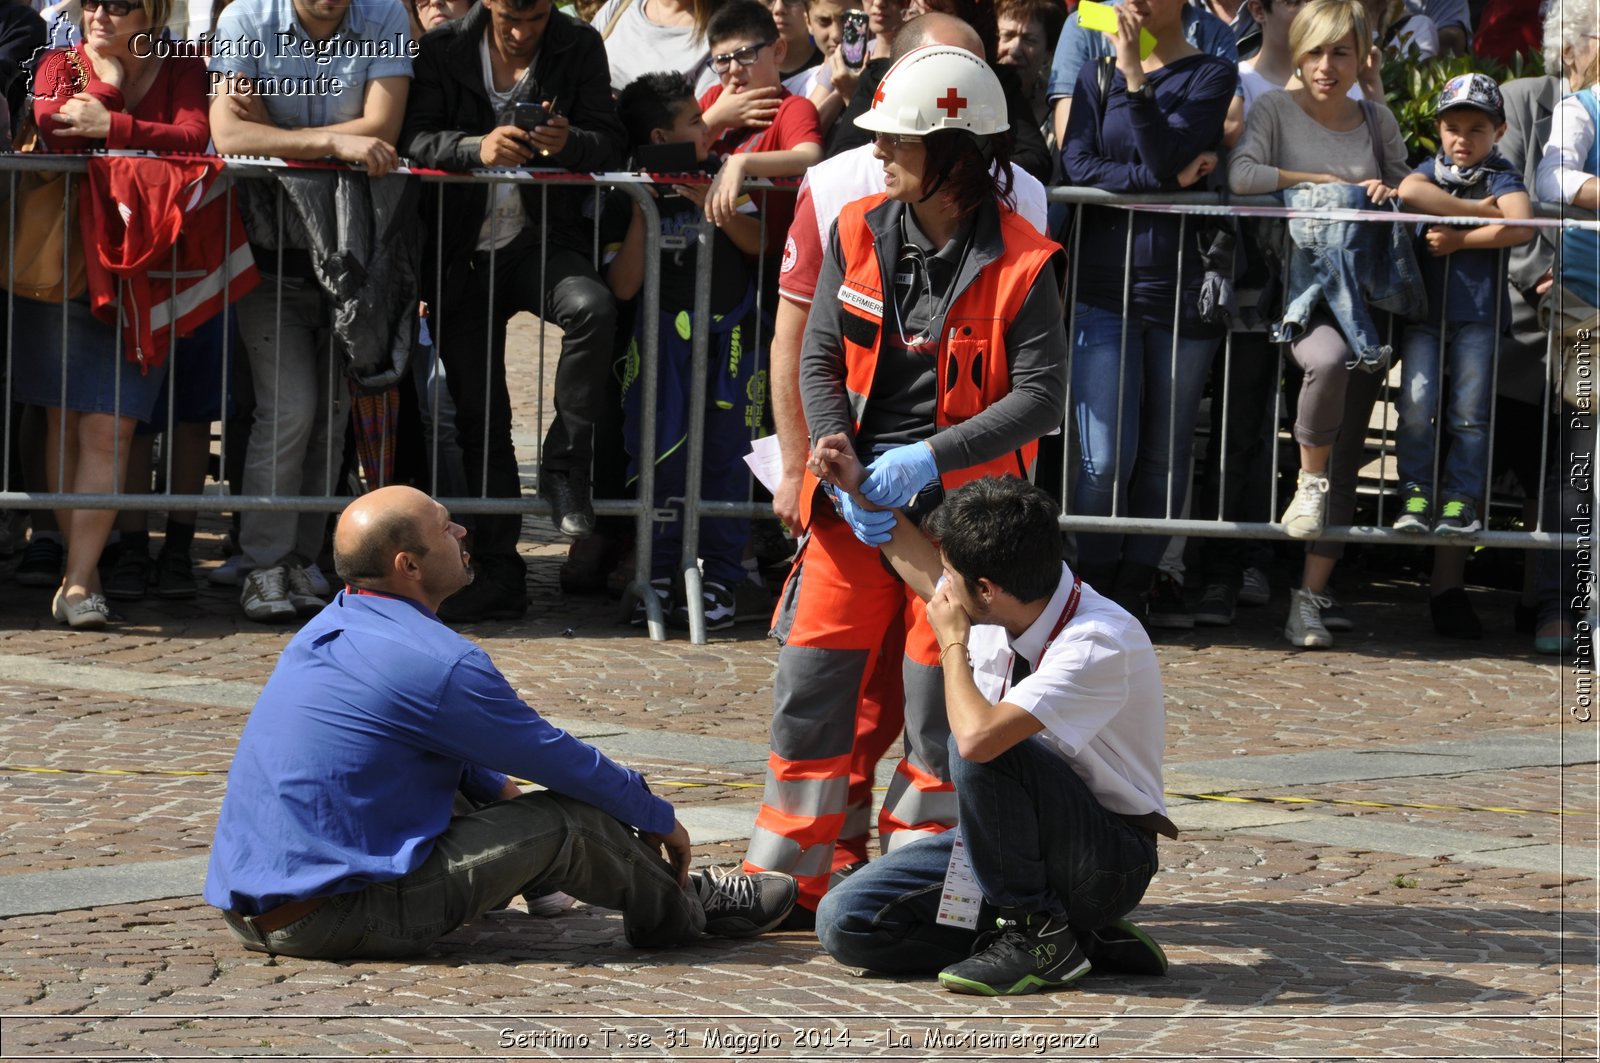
669, 184, 1595, 641
0, 153, 675, 636
3, 153, 1596, 646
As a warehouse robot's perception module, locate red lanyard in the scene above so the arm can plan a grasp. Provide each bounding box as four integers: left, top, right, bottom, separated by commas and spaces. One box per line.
1000, 576, 1082, 700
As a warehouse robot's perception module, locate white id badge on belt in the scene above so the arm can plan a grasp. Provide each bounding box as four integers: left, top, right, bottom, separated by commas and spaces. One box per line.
935, 828, 984, 928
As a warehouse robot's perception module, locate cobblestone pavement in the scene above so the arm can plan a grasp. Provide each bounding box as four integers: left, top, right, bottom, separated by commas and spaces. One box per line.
1, 317, 1596, 1060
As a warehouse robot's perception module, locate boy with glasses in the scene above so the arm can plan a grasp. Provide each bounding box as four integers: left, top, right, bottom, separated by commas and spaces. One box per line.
697, 0, 823, 241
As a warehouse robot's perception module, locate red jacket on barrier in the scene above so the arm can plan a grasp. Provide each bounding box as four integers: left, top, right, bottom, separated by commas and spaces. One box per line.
82, 155, 259, 373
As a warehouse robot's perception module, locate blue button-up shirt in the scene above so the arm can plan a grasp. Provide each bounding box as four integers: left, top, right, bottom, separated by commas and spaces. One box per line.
208, 0, 413, 130
204, 590, 674, 915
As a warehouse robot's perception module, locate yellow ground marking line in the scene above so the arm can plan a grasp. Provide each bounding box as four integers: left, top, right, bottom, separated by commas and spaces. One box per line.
0, 765, 1579, 816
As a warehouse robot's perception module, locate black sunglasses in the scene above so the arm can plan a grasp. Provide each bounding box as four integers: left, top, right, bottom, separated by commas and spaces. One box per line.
81, 0, 142, 15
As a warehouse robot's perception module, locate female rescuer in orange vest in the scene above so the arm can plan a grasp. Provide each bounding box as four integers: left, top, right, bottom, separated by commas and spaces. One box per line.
743, 45, 1068, 921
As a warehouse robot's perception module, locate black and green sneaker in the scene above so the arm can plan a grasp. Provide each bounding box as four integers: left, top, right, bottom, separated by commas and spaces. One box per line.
938, 911, 1091, 996
1078, 917, 1169, 976
1393, 486, 1431, 533
1434, 498, 1481, 535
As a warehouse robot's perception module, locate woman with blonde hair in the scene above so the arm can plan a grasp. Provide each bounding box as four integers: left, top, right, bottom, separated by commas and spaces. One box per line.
12, 0, 209, 627
1228, 0, 1410, 648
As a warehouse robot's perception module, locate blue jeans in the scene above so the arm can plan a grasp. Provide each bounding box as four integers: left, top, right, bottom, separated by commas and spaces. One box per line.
220, 792, 704, 960
816, 735, 1158, 975
1071, 303, 1219, 569
1397, 321, 1496, 503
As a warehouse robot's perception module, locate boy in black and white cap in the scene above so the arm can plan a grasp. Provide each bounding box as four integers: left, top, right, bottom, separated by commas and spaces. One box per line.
1391, 73, 1532, 574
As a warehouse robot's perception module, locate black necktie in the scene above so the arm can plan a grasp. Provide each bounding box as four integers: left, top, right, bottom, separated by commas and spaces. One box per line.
1012, 653, 1032, 683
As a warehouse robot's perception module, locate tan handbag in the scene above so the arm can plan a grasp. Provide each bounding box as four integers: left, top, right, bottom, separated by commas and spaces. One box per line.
0, 49, 90, 303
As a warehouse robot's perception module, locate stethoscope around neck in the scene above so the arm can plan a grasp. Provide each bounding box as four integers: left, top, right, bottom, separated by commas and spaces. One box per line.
889, 210, 973, 354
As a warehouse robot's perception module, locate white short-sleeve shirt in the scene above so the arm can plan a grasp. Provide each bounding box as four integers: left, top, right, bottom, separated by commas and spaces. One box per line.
966, 562, 1168, 818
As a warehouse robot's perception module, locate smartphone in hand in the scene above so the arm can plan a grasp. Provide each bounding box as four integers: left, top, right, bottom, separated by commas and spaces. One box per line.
511, 100, 551, 133
840, 10, 869, 69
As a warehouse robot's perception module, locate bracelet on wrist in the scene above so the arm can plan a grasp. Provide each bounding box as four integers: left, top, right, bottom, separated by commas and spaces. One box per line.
939, 642, 969, 665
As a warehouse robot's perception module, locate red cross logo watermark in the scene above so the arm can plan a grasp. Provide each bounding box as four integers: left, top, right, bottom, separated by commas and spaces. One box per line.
936, 88, 967, 118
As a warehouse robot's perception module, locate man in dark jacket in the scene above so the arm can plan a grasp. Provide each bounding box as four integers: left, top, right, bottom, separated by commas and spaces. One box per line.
402, 0, 626, 622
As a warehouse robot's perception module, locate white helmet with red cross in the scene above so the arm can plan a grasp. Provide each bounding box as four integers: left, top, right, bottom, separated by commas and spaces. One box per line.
853, 45, 1010, 138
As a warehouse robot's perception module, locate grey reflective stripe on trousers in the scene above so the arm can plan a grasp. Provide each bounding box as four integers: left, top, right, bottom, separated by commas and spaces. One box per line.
745, 824, 836, 879
769, 644, 868, 760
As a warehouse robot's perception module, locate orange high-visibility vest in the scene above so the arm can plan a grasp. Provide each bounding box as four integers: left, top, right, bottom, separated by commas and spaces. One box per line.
799, 194, 1062, 527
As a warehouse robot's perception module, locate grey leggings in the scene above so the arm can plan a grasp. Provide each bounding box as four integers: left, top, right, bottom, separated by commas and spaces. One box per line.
1290, 313, 1383, 561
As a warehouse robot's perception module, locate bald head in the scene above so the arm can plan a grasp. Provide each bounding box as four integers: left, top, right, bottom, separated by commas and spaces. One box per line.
892, 12, 984, 59
334, 485, 434, 588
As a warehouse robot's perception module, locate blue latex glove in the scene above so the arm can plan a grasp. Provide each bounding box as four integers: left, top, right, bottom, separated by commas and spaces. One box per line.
860, 442, 939, 509
834, 489, 896, 546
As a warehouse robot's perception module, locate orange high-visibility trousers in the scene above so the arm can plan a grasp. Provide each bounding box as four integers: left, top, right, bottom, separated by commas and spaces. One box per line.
744, 503, 955, 912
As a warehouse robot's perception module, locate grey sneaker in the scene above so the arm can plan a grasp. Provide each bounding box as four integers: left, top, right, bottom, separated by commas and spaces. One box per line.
285, 564, 327, 615
240, 566, 296, 623
1285, 587, 1333, 648
1281, 470, 1330, 539
690, 865, 797, 937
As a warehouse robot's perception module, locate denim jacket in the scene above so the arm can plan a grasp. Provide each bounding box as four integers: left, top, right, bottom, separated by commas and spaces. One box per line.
1272, 183, 1428, 370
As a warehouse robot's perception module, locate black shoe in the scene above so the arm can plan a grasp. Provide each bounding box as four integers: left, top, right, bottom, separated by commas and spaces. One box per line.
777, 905, 818, 932
1077, 917, 1169, 976
1192, 582, 1236, 627
15, 536, 64, 587
690, 866, 798, 937
1429, 586, 1482, 640
151, 549, 198, 600
103, 546, 153, 601
828, 860, 868, 891
437, 568, 528, 623
559, 533, 623, 595
938, 911, 1091, 996
541, 468, 595, 540
630, 576, 674, 626
1146, 573, 1193, 630
669, 580, 737, 631
1317, 591, 1354, 632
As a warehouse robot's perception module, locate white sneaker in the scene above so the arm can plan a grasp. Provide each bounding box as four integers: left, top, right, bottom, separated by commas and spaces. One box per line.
524, 890, 576, 917
300, 561, 331, 597
240, 566, 296, 622
1284, 587, 1333, 648
208, 553, 256, 586
1281, 470, 1330, 539
284, 564, 327, 615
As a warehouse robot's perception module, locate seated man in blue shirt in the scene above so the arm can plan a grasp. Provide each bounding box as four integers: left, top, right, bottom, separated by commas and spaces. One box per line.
204, 485, 797, 959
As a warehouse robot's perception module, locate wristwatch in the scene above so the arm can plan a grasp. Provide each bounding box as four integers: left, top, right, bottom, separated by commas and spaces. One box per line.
1126, 80, 1154, 103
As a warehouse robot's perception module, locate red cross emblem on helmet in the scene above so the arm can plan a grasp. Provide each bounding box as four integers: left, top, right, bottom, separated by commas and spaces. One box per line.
936, 88, 967, 118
